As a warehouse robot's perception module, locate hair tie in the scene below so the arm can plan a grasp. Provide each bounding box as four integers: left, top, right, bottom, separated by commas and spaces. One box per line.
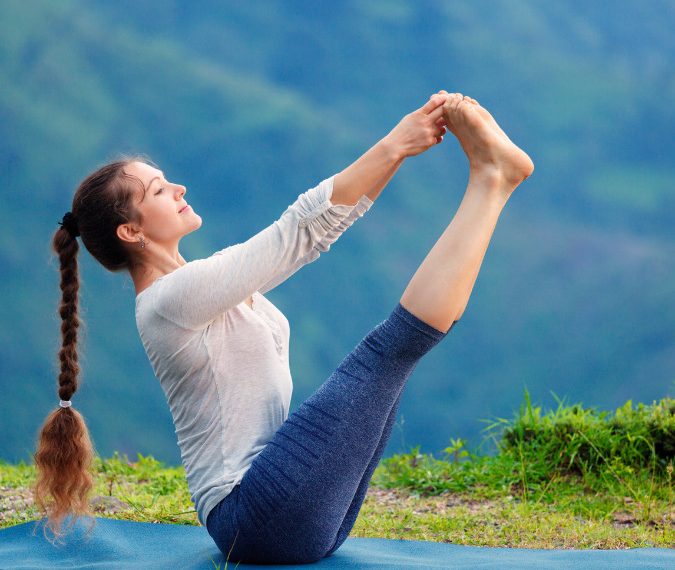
59, 399, 72, 408
58, 212, 80, 238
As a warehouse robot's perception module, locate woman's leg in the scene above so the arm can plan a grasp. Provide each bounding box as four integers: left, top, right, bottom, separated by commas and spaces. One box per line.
324, 377, 408, 556
206, 95, 533, 564
323, 332, 451, 557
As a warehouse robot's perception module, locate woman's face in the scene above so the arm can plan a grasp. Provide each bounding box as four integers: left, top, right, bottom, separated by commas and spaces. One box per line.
124, 161, 202, 245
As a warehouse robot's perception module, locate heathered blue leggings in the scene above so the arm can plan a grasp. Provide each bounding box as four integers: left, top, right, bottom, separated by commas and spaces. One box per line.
206, 303, 455, 564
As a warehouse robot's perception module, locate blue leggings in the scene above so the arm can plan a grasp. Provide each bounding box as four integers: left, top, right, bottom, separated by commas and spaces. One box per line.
206, 303, 455, 564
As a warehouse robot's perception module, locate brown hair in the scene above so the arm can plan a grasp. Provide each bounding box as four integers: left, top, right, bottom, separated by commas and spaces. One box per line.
32, 154, 154, 543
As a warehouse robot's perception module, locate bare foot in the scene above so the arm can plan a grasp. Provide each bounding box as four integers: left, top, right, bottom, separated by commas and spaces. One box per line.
438, 91, 511, 144
464, 96, 511, 142
441, 92, 534, 193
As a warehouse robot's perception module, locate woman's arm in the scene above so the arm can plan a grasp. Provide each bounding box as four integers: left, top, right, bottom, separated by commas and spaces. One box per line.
151, 177, 370, 330
258, 191, 372, 295
331, 94, 448, 206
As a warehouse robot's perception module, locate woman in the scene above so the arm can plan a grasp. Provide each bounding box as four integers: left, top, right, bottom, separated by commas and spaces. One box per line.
34, 91, 533, 563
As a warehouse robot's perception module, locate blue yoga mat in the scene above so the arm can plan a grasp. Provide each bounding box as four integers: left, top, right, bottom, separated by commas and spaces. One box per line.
0, 517, 672, 569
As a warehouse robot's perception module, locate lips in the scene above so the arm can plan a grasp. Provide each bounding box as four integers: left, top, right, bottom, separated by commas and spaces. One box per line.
179, 205, 190, 213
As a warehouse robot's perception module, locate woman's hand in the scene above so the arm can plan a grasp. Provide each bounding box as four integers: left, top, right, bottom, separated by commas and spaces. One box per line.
384, 93, 449, 158
331, 93, 449, 206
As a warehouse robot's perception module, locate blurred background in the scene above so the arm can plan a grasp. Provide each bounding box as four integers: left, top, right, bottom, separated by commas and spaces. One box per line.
1, 0, 673, 466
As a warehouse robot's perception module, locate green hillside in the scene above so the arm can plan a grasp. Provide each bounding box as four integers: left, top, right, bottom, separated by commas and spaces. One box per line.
0, 0, 673, 466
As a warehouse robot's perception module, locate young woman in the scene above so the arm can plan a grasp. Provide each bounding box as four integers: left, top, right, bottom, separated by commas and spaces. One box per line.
34, 91, 533, 563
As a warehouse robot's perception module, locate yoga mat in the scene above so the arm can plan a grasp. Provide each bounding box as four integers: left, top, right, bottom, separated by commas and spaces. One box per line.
0, 517, 672, 569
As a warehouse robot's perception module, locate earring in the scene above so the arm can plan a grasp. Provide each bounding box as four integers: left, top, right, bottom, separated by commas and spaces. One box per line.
139, 236, 146, 249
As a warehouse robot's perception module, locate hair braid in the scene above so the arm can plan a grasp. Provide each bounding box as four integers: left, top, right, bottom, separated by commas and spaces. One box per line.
57, 232, 79, 399
32, 154, 154, 544
32, 227, 96, 545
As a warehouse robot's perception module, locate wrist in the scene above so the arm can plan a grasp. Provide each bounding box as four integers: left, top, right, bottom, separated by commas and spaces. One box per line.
380, 134, 407, 162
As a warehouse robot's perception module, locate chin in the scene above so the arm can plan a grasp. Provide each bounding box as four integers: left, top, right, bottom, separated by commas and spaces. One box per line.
190, 216, 203, 232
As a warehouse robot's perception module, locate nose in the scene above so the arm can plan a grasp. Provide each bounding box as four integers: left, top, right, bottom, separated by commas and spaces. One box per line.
176, 184, 186, 199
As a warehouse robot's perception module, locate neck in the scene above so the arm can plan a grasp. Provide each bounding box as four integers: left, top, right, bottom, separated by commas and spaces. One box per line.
131, 246, 187, 295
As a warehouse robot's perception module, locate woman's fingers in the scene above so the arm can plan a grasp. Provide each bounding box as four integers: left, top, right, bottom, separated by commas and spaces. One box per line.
427, 104, 446, 123
390, 92, 453, 156
419, 93, 447, 115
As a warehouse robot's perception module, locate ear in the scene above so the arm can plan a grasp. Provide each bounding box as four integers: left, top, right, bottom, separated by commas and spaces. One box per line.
116, 222, 142, 246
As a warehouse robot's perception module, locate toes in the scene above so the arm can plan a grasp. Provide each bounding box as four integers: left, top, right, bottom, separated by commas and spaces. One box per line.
442, 93, 458, 111
455, 98, 484, 128
462, 95, 479, 109
442, 93, 467, 129
444, 92, 462, 113
457, 97, 472, 112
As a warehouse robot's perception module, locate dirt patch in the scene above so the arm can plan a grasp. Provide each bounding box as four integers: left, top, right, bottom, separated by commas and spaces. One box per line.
0, 485, 36, 524
0, 485, 131, 525
366, 487, 500, 516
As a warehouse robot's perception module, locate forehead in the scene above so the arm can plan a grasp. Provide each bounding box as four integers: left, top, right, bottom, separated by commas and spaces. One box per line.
125, 161, 161, 183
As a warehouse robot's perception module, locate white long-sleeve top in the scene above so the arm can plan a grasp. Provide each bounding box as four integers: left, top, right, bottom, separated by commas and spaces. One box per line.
134, 175, 373, 526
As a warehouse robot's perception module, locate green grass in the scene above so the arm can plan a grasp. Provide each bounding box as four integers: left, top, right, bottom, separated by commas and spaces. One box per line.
370, 392, 674, 547
1, 393, 673, 549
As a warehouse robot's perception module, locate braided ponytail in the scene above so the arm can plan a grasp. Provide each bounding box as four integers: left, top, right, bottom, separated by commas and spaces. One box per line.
32, 224, 96, 544
31, 154, 153, 543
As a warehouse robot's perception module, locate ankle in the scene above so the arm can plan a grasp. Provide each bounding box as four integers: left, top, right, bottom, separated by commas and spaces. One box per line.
467, 168, 514, 204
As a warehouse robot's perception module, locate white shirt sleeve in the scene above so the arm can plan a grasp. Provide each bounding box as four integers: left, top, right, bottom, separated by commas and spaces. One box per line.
151, 175, 373, 330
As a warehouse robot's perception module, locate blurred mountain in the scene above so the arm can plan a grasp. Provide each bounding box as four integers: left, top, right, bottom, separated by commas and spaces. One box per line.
1, 0, 673, 465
